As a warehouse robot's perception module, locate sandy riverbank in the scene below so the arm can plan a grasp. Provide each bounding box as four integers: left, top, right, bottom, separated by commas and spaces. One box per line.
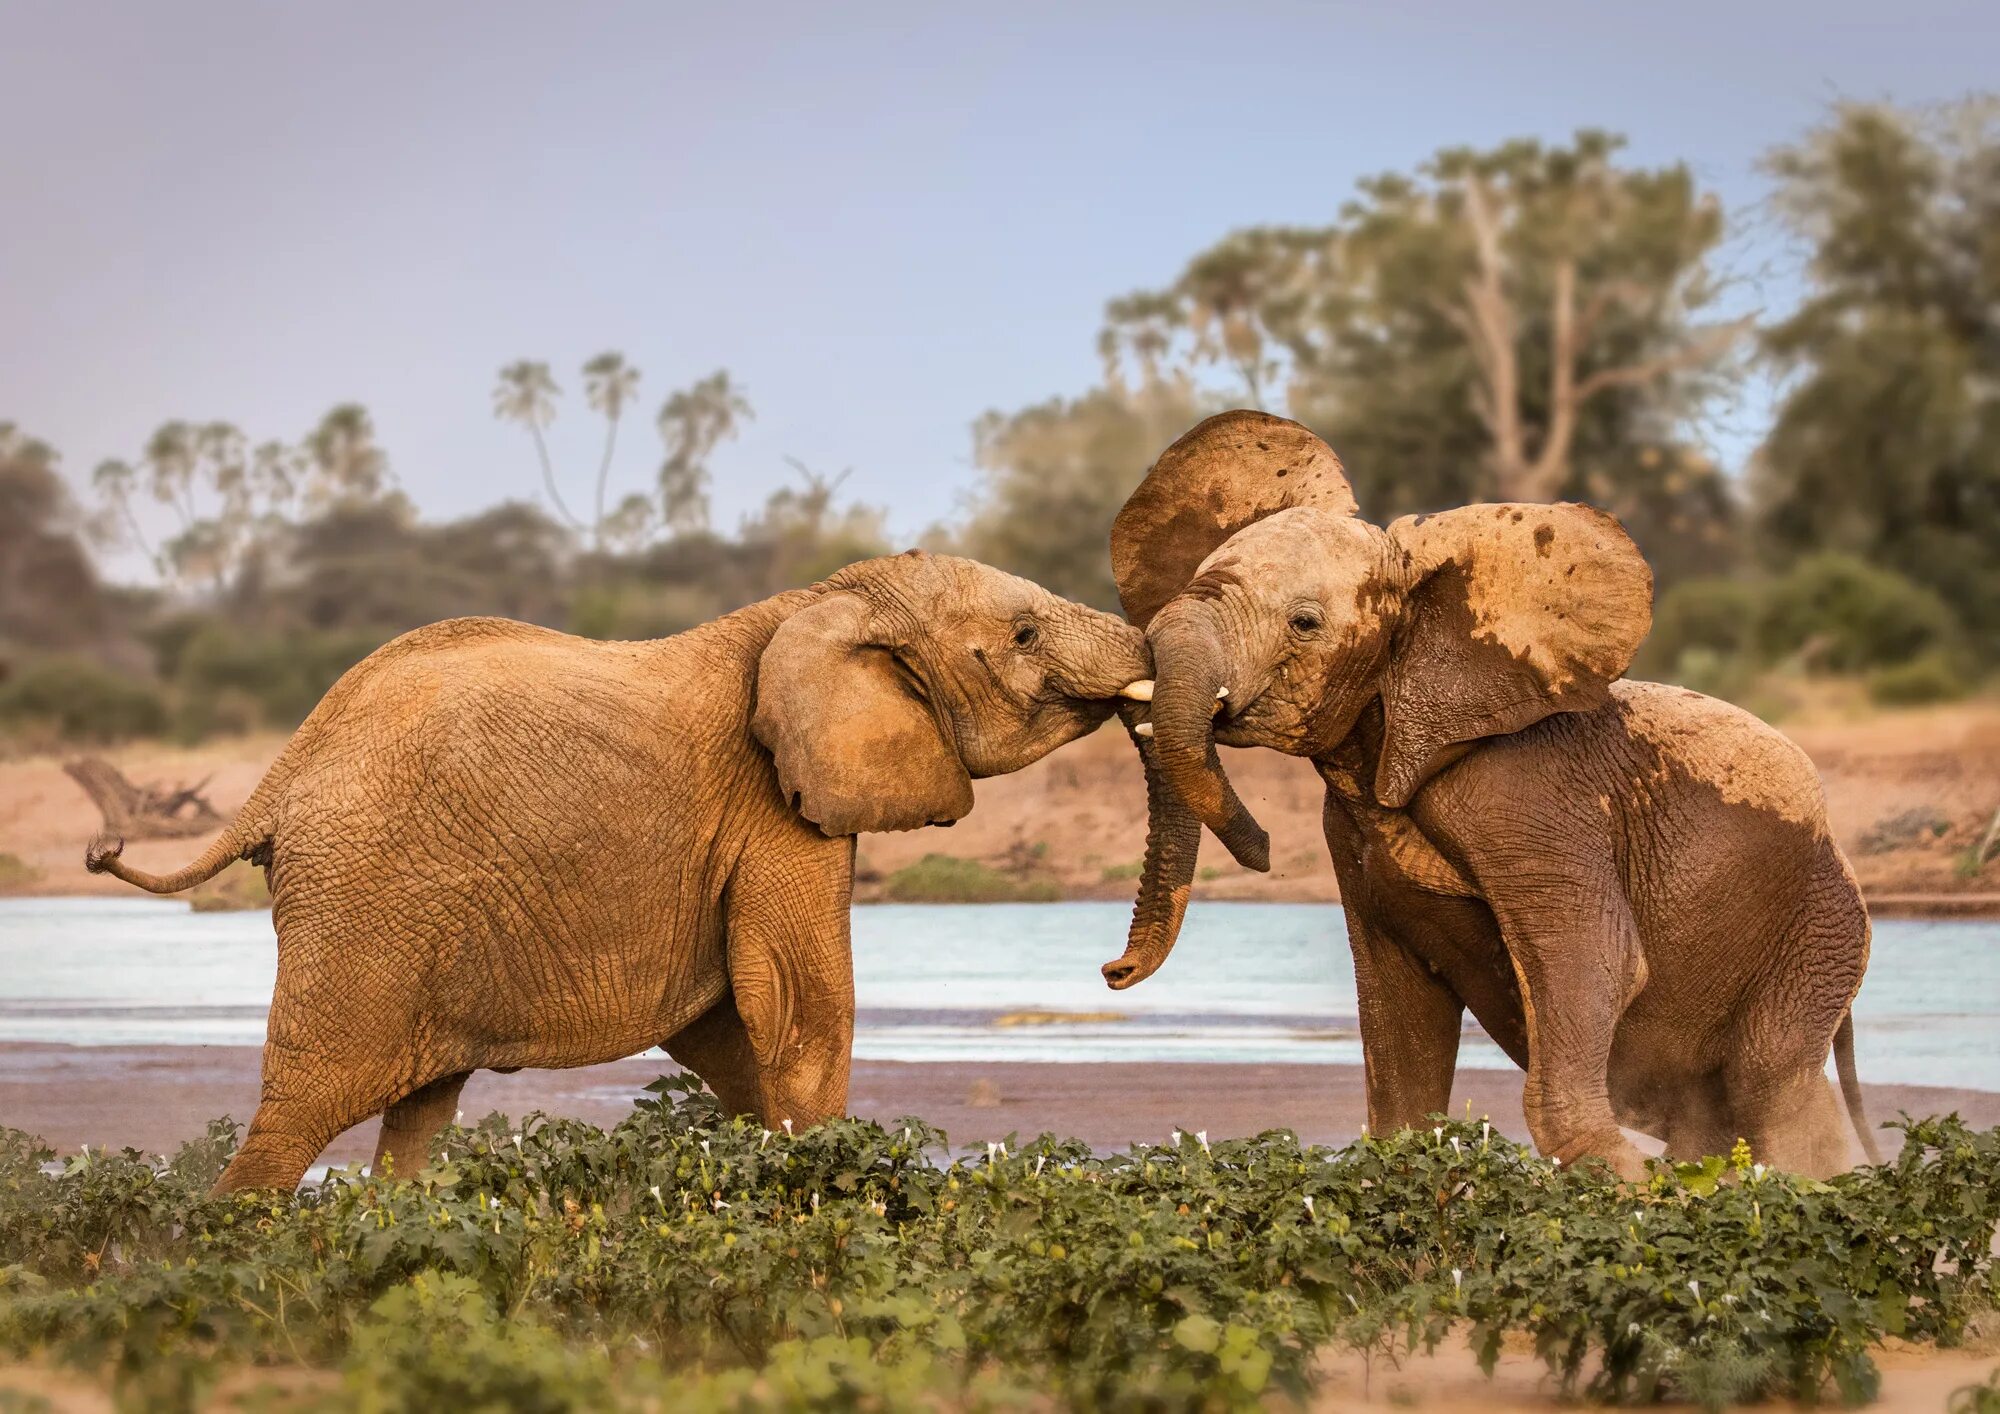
4, 698, 1999, 910
5, 1042, 1997, 1163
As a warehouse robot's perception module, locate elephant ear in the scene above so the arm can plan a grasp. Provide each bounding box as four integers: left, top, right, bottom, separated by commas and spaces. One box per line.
1111, 410, 1357, 627
753, 592, 974, 835
1375, 503, 1652, 810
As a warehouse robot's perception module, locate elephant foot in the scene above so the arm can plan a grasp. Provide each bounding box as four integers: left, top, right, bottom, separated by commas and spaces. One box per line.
1547, 1128, 1649, 1183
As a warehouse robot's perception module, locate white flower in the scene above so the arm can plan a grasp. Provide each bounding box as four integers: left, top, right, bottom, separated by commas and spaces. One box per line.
1170, 1129, 1181, 1147
455, 1110, 463, 1125
712, 1194, 729, 1211
1752, 1163, 1766, 1181
1451, 1268, 1463, 1292
760, 1129, 772, 1150
1197, 1131, 1209, 1153
782, 1119, 794, 1136
701, 1140, 710, 1157
1303, 1195, 1316, 1218
1688, 1280, 1701, 1301
810, 1191, 820, 1212
1034, 1155, 1046, 1177
1433, 1126, 1444, 1142
511, 1134, 523, 1151
1633, 1210, 1645, 1224
1481, 1121, 1491, 1145
1449, 1137, 1461, 1157
1628, 1322, 1641, 1337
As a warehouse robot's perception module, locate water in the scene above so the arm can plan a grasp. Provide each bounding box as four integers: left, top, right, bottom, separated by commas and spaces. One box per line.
1, 898, 1996, 1090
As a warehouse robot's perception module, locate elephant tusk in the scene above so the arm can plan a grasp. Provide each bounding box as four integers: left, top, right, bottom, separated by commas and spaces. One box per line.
1133, 721, 1155, 737
1120, 679, 1155, 702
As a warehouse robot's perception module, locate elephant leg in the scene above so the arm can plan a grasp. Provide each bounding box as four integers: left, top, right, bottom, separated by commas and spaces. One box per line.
1728, 1066, 1849, 1178
663, 994, 764, 1116
725, 837, 856, 1129
1657, 1072, 1735, 1162
370, 1071, 471, 1179
1485, 883, 1650, 1182
1347, 909, 1463, 1134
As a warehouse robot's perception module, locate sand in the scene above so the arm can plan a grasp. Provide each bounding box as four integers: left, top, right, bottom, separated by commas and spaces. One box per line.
6, 1042, 1997, 1164
6, 698, 2000, 908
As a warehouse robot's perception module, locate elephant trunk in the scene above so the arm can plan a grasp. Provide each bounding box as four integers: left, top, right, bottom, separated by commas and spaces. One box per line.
1101, 725, 1203, 989
1147, 610, 1271, 872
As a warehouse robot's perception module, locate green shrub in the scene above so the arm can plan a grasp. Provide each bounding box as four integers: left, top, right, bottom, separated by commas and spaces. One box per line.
173, 625, 383, 732
1867, 650, 1973, 706
1641, 577, 1764, 677
0, 657, 168, 744
1756, 553, 1959, 671
1, 1089, 1997, 1412
882, 853, 1060, 903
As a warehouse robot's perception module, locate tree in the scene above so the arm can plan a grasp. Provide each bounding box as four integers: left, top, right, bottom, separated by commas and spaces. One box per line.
1754, 99, 2000, 660
303, 403, 392, 507
959, 378, 1212, 612
493, 360, 583, 531
1100, 132, 1747, 582
656, 370, 752, 535
582, 352, 642, 546
1, 424, 114, 650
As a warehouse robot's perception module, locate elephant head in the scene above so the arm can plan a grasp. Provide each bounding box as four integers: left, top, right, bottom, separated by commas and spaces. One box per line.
1098, 410, 1652, 987
752, 550, 1153, 835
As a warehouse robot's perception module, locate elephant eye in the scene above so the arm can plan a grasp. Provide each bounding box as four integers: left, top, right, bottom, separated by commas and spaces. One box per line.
1012, 622, 1040, 650
1289, 608, 1324, 635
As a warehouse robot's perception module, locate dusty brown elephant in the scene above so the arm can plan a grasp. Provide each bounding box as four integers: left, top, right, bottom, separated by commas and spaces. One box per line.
1098, 411, 1878, 1179
87, 551, 1152, 1192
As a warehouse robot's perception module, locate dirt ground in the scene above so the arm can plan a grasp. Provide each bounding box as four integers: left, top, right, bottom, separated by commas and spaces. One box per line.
5, 698, 1998, 907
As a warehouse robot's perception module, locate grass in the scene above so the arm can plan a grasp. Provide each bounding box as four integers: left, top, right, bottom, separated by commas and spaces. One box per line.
0, 852, 40, 890
882, 853, 1061, 903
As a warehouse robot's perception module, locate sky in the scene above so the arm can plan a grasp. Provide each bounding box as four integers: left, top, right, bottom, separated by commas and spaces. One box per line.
4, 0, 1995, 579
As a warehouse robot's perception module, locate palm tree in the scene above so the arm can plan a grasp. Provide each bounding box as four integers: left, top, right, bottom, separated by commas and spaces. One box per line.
656, 370, 753, 535
305, 404, 390, 505
493, 360, 582, 531
582, 351, 641, 547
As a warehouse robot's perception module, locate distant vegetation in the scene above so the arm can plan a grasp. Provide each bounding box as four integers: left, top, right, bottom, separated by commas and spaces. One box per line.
3, 101, 1997, 752
882, 853, 1062, 904
2, 1084, 1997, 1411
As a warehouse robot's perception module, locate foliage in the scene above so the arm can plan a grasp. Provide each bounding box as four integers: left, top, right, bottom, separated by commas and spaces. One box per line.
1756, 99, 2000, 667
1867, 651, 1973, 707
1, 1089, 1996, 1413
881, 854, 1061, 904
0, 657, 168, 745
959, 379, 1213, 612
1952, 1365, 2000, 1414
0, 853, 40, 889
0, 423, 114, 656
1753, 552, 1960, 672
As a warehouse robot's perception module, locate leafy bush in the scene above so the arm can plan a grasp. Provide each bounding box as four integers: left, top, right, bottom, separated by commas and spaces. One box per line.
1756, 552, 1959, 672
882, 854, 1061, 903
1867, 649, 1973, 706
0, 657, 168, 744
172, 625, 382, 732
1641, 578, 1764, 677
0, 1088, 1995, 1412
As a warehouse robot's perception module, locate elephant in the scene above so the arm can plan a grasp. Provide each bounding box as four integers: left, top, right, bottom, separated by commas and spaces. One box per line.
1097, 411, 1878, 1179
87, 551, 1153, 1192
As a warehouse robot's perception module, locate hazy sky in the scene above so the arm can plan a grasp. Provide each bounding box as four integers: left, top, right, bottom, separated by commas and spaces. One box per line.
4, 1, 1994, 576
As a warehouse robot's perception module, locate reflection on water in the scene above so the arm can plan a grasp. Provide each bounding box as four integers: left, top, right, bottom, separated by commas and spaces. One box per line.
1, 898, 1995, 1089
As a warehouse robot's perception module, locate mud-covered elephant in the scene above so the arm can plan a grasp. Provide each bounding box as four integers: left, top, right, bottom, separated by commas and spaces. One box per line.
88, 551, 1152, 1191
1099, 411, 1877, 1178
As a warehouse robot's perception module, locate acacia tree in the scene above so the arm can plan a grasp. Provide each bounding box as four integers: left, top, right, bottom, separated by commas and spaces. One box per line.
1755, 99, 2000, 660
1098, 132, 1747, 582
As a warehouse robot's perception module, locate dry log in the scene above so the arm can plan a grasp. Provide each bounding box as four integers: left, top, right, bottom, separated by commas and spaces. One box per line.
62, 756, 229, 841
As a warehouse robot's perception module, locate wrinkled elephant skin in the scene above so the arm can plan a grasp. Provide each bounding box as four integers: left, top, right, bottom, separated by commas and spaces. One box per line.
87, 552, 1150, 1192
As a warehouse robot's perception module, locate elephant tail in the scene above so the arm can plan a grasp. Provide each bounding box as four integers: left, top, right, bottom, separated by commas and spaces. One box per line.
1833, 1010, 1883, 1166
85, 820, 267, 894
